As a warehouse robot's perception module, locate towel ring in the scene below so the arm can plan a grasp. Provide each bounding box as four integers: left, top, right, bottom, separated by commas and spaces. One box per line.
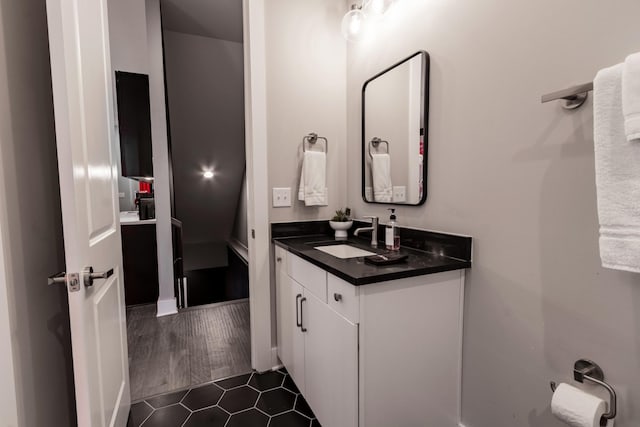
369, 137, 389, 158
302, 132, 328, 153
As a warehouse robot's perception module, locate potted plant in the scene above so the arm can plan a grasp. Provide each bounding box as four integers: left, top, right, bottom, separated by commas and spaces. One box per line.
329, 207, 353, 239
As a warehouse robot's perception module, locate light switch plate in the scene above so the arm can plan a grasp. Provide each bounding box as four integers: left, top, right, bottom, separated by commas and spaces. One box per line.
272, 187, 291, 207
393, 186, 406, 203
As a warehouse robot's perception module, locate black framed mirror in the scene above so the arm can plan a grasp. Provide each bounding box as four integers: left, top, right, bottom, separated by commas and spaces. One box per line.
362, 51, 429, 205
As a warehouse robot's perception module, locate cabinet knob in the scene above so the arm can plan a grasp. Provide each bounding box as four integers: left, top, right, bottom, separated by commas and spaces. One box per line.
334, 293, 342, 302
276, 257, 282, 262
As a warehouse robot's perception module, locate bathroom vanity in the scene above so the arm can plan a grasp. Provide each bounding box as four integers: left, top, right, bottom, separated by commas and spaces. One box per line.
272, 221, 471, 427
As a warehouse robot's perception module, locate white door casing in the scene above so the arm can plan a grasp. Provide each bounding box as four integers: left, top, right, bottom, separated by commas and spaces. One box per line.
46, 0, 131, 425
243, 0, 274, 371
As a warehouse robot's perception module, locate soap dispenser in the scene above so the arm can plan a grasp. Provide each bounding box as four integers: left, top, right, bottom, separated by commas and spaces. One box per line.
385, 208, 400, 251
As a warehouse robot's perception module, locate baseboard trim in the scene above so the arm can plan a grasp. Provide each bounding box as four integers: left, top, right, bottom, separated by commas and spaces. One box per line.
156, 298, 178, 317
271, 346, 280, 370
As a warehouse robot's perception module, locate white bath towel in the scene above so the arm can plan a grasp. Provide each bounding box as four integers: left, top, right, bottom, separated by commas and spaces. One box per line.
297, 151, 327, 206
594, 63, 640, 273
622, 52, 640, 142
371, 153, 392, 203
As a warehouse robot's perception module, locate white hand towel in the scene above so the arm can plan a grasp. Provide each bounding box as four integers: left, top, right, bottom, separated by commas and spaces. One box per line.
297, 151, 327, 206
371, 153, 392, 203
594, 63, 640, 273
622, 52, 640, 142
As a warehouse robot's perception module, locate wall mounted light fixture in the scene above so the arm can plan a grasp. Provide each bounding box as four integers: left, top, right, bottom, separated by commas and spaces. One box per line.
341, 3, 366, 42
342, 0, 397, 42
366, 0, 395, 15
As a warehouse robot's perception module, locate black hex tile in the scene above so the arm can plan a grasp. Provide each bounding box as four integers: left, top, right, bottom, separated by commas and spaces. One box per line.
127, 401, 153, 426
183, 406, 229, 427
282, 375, 300, 394
270, 410, 313, 427
215, 372, 252, 390
140, 404, 189, 427
248, 370, 284, 391
128, 371, 321, 427
225, 408, 269, 427
218, 386, 259, 413
295, 396, 315, 419
146, 389, 188, 409
256, 388, 296, 415
182, 383, 224, 411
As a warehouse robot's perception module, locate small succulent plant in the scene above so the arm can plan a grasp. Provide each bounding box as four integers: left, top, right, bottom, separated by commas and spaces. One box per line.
331, 207, 352, 222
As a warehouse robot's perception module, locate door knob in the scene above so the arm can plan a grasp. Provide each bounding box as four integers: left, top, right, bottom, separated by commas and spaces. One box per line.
48, 272, 81, 292
83, 266, 114, 287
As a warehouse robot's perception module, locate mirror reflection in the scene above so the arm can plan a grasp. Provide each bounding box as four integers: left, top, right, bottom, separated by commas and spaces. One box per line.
362, 51, 429, 205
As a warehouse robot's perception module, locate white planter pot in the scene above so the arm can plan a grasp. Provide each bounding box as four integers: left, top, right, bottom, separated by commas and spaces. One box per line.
329, 220, 353, 240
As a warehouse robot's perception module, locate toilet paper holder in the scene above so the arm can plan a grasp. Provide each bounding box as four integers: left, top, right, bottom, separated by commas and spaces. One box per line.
550, 359, 617, 426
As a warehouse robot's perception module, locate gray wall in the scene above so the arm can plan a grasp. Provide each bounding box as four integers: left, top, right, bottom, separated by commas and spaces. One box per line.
265, 0, 347, 222
108, 0, 149, 212
164, 30, 245, 269
0, 0, 76, 424
346, 1, 640, 426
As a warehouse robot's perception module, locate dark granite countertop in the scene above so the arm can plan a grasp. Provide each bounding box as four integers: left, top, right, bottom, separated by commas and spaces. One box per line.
273, 233, 471, 286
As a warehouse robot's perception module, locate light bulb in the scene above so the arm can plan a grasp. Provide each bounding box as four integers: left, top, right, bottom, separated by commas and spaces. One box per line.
370, 0, 385, 14
341, 6, 367, 42
365, 0, 394, 15
203, 170, 214, 179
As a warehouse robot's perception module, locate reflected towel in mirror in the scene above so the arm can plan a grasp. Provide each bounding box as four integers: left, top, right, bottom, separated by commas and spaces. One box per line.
371, 153, 392, 202
298, 151, 327, 206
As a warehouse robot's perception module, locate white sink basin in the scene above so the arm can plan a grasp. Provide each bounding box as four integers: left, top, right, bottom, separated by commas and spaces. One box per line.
314, 244, 375, 259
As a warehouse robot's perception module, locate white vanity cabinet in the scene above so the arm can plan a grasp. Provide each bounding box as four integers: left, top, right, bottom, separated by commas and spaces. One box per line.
274, 245, 465, 427
275, 246, 359, 427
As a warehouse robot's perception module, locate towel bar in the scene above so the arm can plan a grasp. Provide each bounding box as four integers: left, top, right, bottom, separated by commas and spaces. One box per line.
302, 132, 328, 153
369, 137, 389, 158
541, 82, 593, 110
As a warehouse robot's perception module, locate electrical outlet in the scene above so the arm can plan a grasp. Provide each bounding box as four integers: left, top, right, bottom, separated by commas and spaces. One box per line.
393, 186, 406, 203
272, 187, 291, 207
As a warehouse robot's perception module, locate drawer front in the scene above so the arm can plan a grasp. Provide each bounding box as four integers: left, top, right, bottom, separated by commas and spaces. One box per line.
327, 274, 359, 323
288, 254, 327, 303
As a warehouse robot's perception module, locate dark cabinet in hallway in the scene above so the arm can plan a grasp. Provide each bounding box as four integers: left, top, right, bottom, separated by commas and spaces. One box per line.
121, 223, 159, 306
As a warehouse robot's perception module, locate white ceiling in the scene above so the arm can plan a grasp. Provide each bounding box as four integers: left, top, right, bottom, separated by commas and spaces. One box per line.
160, 0, 243, 43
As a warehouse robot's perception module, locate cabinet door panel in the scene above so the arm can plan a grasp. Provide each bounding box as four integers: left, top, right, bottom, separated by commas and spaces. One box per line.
304, 293, 358, 427
277, 275, 306, 393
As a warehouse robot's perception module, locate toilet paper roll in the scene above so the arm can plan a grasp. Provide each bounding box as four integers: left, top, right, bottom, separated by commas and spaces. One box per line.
551, 383, 613, 427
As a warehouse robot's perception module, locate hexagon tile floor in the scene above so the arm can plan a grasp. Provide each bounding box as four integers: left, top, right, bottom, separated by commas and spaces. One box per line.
127, 369, 321, 427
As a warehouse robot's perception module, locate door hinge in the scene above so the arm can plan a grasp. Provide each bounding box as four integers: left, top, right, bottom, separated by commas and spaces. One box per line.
251, 229, 256, 239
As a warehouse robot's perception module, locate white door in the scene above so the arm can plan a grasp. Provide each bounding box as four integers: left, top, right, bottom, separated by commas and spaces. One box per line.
46, 0, 131, 426
304, 293, 358, 427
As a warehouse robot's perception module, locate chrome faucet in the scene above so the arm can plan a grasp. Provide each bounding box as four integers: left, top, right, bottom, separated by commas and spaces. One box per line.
354, 216, 379, 248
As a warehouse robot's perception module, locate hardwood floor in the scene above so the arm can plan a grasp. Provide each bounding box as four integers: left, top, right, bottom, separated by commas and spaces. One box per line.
127, 299, 251, 401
